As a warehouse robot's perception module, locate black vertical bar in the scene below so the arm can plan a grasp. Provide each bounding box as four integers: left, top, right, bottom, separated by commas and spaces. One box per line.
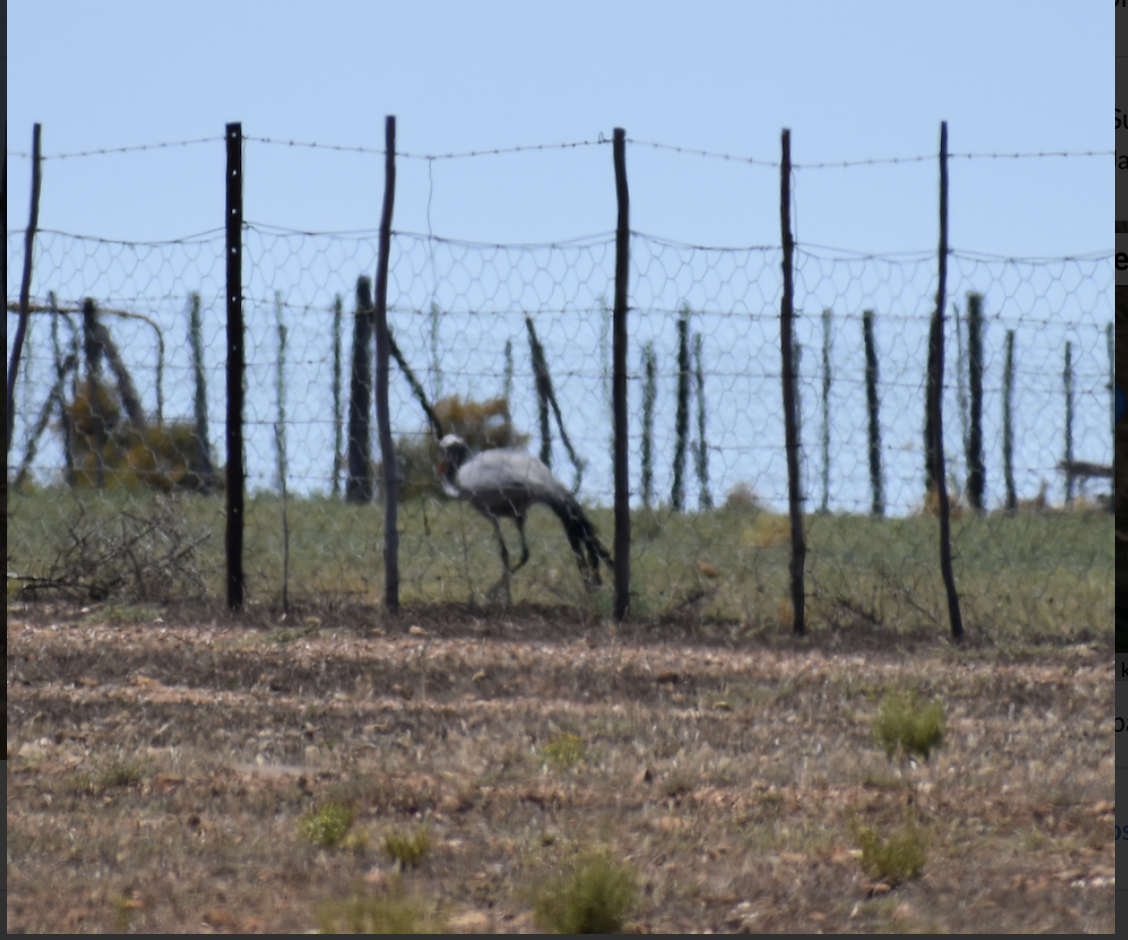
332, 294, 343, 499
779, 129, 806, 636
672, 310, 689, 511
612, 128, 631, 621
863, 309, 884, 516
7, 123, 42, 516
374, 116, 399, 612
1003, 329, 1016, 513
966, 293, 984, 512
1064, 341, 1074, 505
347, 277, 374, 503
820, 308, 831, 514
225, 122, 245, 610
930, 121, 964, 640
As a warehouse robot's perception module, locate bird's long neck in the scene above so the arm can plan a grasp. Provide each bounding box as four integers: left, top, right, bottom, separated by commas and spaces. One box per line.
439, 455, 463, 500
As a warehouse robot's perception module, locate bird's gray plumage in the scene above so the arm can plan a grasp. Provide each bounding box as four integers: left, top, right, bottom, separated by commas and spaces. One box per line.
437, 434, 611, 599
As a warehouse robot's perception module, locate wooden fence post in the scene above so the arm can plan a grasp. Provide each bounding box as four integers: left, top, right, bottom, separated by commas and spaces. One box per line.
612, 128, 631, 621
7, 123, 42, 518
779, 129, 806, 636
374, 115, 399, 613
863, 309, 884, 516
929, 121, 964, 640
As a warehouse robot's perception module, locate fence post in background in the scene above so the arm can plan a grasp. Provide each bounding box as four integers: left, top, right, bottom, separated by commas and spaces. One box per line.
672, 309, 690, 511
611, 127, 631, 621
188, 293, 214, 478
374, 115, 399, 613
641, 341, 656, 510
820, 309, 831, 514
1063, 340, 1074, 505
929, 121, 964, 640
225, 122, 246, 610
862, 310, 884, 516
526, 316, 554, 467
966, 293, 985, 513
332, 295, 344, 498
6, 123, 42, 518
693, 332, 712, 510
778, 129, 806, 636
1003, 329, 1016, 512
347, 277, 375, 503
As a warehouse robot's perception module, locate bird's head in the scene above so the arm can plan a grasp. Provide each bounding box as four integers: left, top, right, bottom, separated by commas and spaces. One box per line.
437, 434, 469, 478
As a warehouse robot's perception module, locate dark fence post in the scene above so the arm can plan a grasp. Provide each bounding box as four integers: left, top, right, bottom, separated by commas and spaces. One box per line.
779, 129, 806, 636
929, 121, 964, 640
641, 341, 656, 509
1003, 329, 1016, 512
966, 293, 985, 512
672, 309, 689, 511
862, 309, 884, 516
7, 123, 42, 518
694, 332, 712, 510
188, 293, 213, 478
820, 308, 831, 514
347, 277, 374, 503
1063, 340, 1074, 505
332, 295, 343, 498
526, 316, 554, 467
225, 122, 246, 610
612, 128, 631, 621
374, 115, 399, 613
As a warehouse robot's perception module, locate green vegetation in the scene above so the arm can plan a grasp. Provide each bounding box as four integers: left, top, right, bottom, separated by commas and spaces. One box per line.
532, 850, 637, 934
6, 484, 1112, 639
300, 801, 355, 849
384, 826, 431, 869
317, 886, 443, 934
872, 691, 946, 763
541, 732, 585, 770
850, 816, 929, 885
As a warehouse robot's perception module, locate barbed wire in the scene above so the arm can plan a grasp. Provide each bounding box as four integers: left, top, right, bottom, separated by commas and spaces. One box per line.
7, 133, 1112, 166
243, 135, 610, 161
5, 137, 224, 160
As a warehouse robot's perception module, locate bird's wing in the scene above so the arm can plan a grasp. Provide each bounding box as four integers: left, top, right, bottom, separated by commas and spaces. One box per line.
456, 450, 567, 503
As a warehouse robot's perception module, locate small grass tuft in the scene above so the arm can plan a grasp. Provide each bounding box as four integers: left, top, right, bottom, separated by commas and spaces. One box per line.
872, 691, 945, 762
384, 825, 431, 868
849, 817, 928, 885
300, 801, 355, 848
317, 885, 442, 934
532, 849, 637, 934
542, 732, 585, 770
97, 761, 146, 791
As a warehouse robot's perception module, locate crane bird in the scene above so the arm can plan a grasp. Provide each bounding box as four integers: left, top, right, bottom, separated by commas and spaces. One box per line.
437, 434, 612, 600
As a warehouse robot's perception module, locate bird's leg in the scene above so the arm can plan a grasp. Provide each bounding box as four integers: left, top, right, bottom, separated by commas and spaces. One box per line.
511, 515, 531, 572
486, 514, 513, 605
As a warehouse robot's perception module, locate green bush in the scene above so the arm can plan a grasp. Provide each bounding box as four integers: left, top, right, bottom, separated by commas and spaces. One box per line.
850, 817, 928, 885
872, 691, 945, 762
384, 826, 431, 868
300, 801, 355, 848
532, 850, 637, 934
542, 732, 585, 770
317, 888, 441, 934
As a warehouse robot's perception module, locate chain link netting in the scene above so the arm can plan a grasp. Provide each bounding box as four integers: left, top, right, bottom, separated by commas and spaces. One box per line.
6, 138, 1113, 637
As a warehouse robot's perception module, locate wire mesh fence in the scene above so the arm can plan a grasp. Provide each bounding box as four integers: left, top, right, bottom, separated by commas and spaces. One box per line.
5, 127, 1114, 640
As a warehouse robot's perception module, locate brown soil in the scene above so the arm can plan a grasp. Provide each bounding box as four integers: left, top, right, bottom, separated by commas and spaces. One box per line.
7, 602, 1114, 933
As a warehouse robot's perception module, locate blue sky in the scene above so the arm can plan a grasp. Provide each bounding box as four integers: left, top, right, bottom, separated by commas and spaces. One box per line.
6, 1, 1111, 253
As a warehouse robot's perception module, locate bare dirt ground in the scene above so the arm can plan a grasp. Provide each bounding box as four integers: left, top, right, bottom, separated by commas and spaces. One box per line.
7, 603, 1115, 933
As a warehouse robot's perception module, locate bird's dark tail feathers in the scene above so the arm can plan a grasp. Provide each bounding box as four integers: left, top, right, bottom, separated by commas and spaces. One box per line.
554, 497, 613, 586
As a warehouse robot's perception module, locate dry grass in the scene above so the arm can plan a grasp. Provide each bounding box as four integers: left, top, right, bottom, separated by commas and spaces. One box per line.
7, 603, 1114, 933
